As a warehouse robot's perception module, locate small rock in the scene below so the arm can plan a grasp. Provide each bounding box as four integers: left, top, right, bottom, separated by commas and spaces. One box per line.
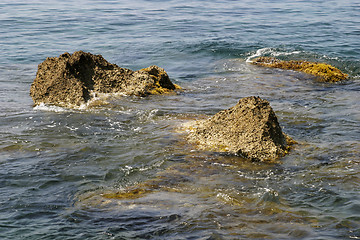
186, 96, 294, 162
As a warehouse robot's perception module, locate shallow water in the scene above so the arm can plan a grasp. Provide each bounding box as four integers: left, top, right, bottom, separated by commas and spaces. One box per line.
0, 0, 359, 239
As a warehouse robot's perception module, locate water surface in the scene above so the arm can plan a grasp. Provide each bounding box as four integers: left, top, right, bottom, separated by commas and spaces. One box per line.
0, 0, 359, 239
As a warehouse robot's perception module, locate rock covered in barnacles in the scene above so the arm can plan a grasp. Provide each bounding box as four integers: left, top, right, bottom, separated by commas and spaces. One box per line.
251, 57, 348, 83
186, 96, 294, 162
30, 51, 180, 107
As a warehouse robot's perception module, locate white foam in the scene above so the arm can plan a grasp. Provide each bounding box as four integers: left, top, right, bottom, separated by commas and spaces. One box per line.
246, 47, 273, 63
33, 103, 70, 112
133, 127, 142, 132
33, 91, 126, 112
246, 47, 301, 63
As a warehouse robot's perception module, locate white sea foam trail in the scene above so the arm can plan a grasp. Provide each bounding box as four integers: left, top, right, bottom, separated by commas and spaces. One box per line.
33, 103, 70, 112
246, 48, 301, 63
246, 48, 273, 63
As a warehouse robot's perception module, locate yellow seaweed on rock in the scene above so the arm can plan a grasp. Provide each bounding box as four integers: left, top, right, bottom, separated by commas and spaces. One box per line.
140, 65, 182, 95
147, 84, 181, 95
251, 57, 348, 82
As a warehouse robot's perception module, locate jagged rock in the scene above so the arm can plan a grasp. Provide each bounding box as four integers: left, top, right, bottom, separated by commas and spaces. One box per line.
251, 57, 348, 83
186, 96, 293, 162
30, 51, 180, 107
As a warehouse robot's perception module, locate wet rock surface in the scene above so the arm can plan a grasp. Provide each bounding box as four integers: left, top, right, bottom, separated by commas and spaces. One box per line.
30, 51, 179, 107
251, 57, 348, 82
186, 96, 293, 162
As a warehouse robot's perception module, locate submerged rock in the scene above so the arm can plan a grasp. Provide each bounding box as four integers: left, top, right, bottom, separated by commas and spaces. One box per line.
76, 97, 293, 202
30, 51, 180, 107
80, 97, 294, 202
186, 96, 293, 162
251, 57, 348, 82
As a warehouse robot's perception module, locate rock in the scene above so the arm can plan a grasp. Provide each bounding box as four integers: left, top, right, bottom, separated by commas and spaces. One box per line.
186, 96, 293, 162
30, 51, 180, 107
251, 57, 348, 83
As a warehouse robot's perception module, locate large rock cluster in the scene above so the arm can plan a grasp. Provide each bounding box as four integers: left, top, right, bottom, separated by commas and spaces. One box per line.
186, 96, 293, 162
30, 51, 179, 107
30, 51, 294, 162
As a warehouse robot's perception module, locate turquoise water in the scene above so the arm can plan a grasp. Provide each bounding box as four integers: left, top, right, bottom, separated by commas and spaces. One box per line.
0, 0, 359, 239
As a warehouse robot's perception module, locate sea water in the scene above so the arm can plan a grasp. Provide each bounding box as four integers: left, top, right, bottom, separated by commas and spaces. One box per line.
0, 0, 359, 239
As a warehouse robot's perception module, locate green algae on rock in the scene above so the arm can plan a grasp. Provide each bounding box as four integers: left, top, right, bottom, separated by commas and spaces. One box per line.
186, 96, 294, 162
251, 57, 348, 82
30, 51, 180, 108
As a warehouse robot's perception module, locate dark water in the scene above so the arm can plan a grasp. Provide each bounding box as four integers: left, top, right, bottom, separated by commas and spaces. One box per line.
1, 0, 360, 239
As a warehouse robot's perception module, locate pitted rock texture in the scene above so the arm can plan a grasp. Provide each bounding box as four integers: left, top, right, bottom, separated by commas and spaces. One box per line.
30, 51, 178, 107
187, 96, 293, 162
